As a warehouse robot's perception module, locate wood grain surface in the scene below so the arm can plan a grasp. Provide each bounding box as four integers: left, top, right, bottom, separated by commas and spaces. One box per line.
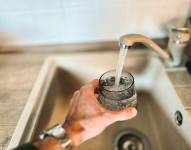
0, 53, 47, 148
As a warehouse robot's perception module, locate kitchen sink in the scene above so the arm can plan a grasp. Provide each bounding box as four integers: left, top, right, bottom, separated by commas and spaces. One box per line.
8, 50, 191, 150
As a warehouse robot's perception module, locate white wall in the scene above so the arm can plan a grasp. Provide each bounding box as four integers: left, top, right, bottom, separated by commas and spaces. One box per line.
0, 0, 190, 45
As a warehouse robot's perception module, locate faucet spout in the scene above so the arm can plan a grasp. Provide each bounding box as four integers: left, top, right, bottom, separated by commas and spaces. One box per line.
119, 34, 171, 60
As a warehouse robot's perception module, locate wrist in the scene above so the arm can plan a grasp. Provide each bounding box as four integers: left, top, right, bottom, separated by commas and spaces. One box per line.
38, 124, 72, 150
63, 122, 85, 147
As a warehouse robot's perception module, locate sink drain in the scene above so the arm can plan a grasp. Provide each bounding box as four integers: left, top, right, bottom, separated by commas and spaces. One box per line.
115, 130, 150, 150
174, 111, 183, 126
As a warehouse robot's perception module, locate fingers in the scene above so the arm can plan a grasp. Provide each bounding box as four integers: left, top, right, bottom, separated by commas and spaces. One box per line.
90, 79, 99, 89
65, 90, 80, 122
69, 90, 80, 109
79, 107, 137, 135
91, 79, 99, 93
103, 107, 137, 124
66, 79, 99, 122
80, 79, 99, 94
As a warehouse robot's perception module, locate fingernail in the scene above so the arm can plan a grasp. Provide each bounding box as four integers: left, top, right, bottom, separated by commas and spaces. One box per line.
131, 107, 137, 117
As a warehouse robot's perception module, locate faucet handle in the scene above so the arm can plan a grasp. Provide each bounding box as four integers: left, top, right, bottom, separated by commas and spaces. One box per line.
167, 27, 191, 66
169, 27, 191, 44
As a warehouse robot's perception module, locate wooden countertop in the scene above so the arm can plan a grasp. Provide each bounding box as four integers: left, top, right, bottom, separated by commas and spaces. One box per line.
0, 53, 48, 149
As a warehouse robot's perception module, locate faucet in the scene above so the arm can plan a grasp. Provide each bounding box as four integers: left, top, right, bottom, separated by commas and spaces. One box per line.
119, 34, 171, 60
119, 31, 191, 66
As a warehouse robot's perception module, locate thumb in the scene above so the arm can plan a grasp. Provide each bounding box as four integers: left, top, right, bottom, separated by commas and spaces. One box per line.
104, 107, 137, 124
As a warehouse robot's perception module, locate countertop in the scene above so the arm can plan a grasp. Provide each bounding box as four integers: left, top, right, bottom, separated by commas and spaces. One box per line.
0, 53, 48, 149
0, 51, 191, 149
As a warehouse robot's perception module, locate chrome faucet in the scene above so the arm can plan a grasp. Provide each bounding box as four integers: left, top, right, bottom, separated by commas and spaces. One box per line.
119, 31, 191, 66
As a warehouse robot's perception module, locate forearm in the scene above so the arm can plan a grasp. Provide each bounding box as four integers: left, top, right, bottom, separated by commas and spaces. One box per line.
13, 125, 78, 150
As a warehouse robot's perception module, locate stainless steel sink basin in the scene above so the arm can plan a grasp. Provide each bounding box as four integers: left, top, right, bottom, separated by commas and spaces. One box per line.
8, 50, 191, 150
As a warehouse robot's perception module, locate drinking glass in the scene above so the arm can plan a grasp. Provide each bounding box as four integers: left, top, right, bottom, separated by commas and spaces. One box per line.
98, 70, 137, 111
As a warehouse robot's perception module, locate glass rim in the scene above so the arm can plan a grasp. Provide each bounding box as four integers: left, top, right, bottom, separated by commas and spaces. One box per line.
99, 69, 134, 92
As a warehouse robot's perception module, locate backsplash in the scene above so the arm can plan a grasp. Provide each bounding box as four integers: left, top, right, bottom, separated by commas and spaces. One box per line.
0, 0, 190, 45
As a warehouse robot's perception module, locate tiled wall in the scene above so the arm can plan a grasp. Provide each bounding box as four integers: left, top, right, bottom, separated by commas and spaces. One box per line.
0, 0, 190, 45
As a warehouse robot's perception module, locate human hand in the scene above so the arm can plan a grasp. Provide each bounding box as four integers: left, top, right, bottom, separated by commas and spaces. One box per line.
63, 79, 137, 147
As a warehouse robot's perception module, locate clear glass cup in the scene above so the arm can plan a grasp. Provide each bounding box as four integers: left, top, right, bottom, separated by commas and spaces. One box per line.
98, 70, 137, 111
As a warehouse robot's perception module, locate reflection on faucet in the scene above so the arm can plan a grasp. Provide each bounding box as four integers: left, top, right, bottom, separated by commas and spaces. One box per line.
119, 34, 171, 60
